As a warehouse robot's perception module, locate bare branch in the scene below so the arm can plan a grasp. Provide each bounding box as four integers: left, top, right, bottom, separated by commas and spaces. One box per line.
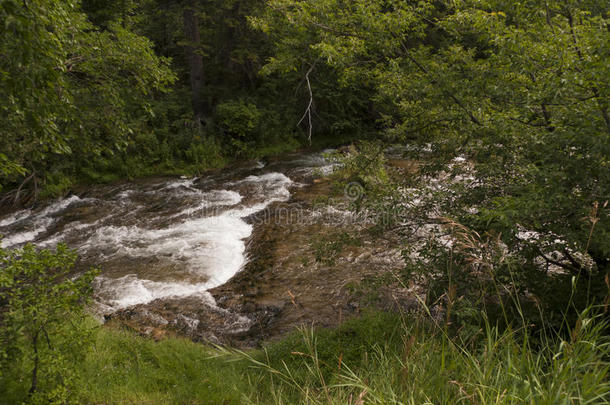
13, 171, 35, 207
534, 246, 589, 278
296, 62, 317, 145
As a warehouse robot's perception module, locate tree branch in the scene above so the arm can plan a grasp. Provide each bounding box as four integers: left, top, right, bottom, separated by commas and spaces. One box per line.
296, 62, 317, 145
565, 9, 610, 132
396, 41, 482, 126
534, 246, 589, 278
13, 171, 35, 207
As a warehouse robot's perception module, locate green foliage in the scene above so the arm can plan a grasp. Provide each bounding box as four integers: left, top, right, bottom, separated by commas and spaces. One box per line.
332, 142, 391, 206
216, 99, 263, 155
1, 0, 356, 198
81, 0, 140, 28
1, 1, 608, 400
217, 99, 262, 139
184, 135, 226, 170
0, 244, 97, 404
38, 172, 75, 201
0, 0, 80, 179
0, 0, 175, 193
131, 0, 309, 147
259, 0, 609, 322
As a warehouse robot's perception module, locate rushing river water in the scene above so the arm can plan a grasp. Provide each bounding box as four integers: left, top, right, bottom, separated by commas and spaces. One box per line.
0, 151, 338, 314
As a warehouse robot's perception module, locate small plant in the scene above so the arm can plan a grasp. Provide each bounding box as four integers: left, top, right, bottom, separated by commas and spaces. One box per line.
216, 99, 262, 139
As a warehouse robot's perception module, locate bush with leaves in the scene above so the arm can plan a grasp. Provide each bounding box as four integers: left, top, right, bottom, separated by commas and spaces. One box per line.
0, 244, 97, 404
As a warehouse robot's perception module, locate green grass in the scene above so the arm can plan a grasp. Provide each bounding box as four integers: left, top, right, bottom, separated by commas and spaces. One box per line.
77, 326, 251, 404
1, 311, 608, 404
243, 311, 610, 404
72, 313, 403, 404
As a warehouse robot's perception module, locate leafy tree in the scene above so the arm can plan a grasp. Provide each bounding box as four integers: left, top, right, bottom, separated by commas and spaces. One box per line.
0, 244, 97, 403
0, 0, 175, 198
258, 0, 609, 319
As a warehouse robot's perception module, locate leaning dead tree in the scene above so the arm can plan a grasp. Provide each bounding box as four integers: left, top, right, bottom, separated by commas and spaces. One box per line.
0, 170, 39, 208
296, 62, 316, 145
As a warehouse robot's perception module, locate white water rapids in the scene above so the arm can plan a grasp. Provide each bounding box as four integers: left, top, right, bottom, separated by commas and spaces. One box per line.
0, 152, 338, 313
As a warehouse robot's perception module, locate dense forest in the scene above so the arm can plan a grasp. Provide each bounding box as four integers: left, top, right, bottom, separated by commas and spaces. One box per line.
0, 0, 609, 403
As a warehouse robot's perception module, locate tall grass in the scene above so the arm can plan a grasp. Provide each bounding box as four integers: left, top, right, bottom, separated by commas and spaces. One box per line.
1, 310, 607, 404
243, 309, 609, 404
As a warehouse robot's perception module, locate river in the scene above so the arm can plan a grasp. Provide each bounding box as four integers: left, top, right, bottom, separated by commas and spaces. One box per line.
0, 151, 337, 311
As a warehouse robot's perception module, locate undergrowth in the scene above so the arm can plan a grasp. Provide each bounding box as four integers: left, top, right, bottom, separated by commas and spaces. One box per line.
4, 310, 607, 404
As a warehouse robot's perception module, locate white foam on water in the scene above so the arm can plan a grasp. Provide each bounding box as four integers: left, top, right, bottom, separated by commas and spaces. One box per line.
0, 209, 32, 227
291, 150, 341, 176
1, 228, 49, 248
234, 172, 293, 200
0, 195, 84, 248
87, 215, 250, 308
168, 189, 242, 219
117, 190, 134, 199
225, 173, 293, 217
94, 275, 217, 309
0, 171, 296, 310
0, 195, 83, 228
165, 177, 196, 187
89, 214, 250, 269
38, 219, 104, 248
233, 172, 292, 186
158, 178, 198, 193
40, 195, 83, 215
89, 172, 293, 309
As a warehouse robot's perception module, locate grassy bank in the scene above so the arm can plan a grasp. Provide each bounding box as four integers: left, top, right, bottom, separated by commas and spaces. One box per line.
2, 310, 607, 404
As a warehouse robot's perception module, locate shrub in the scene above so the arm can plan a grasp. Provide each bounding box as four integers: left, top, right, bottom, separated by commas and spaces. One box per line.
0, 244, 97, 404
